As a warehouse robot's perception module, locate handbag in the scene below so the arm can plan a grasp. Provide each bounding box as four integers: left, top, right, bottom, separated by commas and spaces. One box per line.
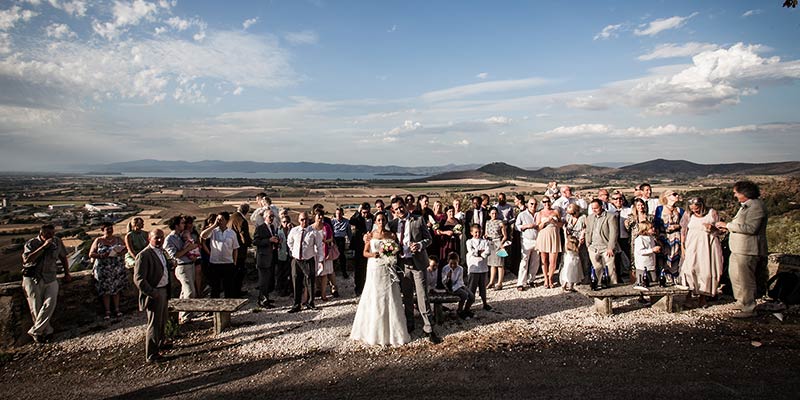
326, 243, 341, 261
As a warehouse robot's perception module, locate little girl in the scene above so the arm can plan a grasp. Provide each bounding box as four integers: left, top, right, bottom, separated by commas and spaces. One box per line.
182, 230, 201, 261
441, 253, 475, 318
560, 235, 584, 292
466, 224, 492, 311
633, 222, 661, 291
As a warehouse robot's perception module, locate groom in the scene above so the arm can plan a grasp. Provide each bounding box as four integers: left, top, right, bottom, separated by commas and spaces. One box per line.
389, 197, 441, 344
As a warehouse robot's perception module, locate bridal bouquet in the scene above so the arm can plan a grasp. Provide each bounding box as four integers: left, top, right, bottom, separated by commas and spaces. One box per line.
379, 239, 400, 258
453, 224, 463, 235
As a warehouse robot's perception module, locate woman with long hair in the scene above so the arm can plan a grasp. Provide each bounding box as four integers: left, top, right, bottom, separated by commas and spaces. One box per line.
653, 190, 685, 287
535, 196, 563, 289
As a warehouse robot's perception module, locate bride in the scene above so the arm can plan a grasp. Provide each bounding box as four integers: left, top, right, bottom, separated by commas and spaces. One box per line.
350, 212, 411, 346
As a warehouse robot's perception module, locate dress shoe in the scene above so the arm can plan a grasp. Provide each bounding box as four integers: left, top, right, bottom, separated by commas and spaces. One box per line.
332, 290, 340, 298
159, 342, 174, 351
305, 303, 317, 310
287, 306, 302, 313
732, 311, 756, 319
146, 354, 163, 364
428, 331, 442, 344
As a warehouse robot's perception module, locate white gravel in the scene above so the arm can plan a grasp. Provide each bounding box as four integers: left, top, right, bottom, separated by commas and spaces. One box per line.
48, 275, 743, 360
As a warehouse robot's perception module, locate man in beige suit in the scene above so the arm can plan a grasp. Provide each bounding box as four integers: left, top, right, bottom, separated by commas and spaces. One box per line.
716, 181, 768, 319
134, 229, 171, 363
585, 199, 620, 288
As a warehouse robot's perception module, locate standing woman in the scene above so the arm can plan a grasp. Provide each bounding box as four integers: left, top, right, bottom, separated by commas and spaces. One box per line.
199, 213, 217, 297
90, 222, 128, 319
124, 217, 148, 269
436, 206, 461, 260
653, 190, 685, 287
680, 197, 724, 307
485, 207, 508, 290
312, 209, 338, 300
535, 196, 563, 289
561, 203, 586, 290
452, 198, 465, 222
625, 198, 653, 275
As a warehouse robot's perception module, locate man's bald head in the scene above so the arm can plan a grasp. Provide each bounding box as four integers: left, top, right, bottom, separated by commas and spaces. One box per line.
148, 229, 165, 248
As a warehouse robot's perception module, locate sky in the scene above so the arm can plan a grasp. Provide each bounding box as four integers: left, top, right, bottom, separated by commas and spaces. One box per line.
0, 0, 799, 171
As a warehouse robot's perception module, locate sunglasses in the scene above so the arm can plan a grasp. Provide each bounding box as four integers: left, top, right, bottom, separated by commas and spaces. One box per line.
541, 200, 550, 203
670, 192, 679, 197
611, 197, 620, 200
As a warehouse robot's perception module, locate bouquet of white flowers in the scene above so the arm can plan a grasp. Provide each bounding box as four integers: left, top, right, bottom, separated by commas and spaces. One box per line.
453, 224, 463, 235
379, 239, 400, 258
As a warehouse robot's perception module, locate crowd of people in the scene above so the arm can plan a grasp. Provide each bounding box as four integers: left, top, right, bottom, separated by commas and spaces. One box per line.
19, 181, 769, 360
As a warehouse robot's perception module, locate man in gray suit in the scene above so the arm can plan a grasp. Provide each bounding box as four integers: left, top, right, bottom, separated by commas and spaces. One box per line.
389, 197, 441, 344
133, 229, 171, 363
716, 181, 768, 319
585, 199, 620, 288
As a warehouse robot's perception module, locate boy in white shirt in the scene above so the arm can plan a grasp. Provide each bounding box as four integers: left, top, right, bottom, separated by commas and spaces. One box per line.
426, 255, 442, 294
466, 224, 492, 311
441, 253, 474, 319
633, 222, 661, 291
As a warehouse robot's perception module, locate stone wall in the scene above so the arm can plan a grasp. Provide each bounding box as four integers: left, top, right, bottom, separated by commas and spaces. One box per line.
0, 269, 139, 348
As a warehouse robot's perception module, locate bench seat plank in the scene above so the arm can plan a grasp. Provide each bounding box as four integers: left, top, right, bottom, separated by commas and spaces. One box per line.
168, 298, 248, 313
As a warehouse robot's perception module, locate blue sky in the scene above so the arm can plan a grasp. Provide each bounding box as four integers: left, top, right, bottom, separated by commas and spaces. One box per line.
0, 0, 799, 170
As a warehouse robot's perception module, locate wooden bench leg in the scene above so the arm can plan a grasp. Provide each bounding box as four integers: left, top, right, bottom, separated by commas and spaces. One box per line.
213, 311, 231, 335
434, 303, 443, 325
652, 294, 680, 313
594, 297, 613, 316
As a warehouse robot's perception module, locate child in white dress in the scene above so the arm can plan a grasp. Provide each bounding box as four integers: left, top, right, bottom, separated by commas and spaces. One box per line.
633, 222, 661, 291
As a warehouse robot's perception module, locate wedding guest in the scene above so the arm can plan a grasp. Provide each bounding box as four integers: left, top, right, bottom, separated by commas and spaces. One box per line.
349, 202, 373, 296
404, 194, 417, 215
426, 255, 440, 294
515, 197, 540, 290
375, 199, 392, 222
535, 196, 563, 289
428, 200, 445, 260
597, 189, 616, 213
164, 216, 199, 323
653, 190, 685, 287
199, 213, 216, 296
507, 194, 526, 274
552, 185, 587, 219
625, 198, 653, 275
562, 203, 587, 290
124, 217, 148, 268
275, 214, 294, 296
586, 199, 619, 289
312, 209, 338, 300
435, 206, 461, 267
633, 222, 660, 291
495, 193, 515, 225
544, 181, 560, 200
287, 212, 324, 313
89, 222, 128, 320
465, 196, 488, 232
252, 193, 281, 231
21, 224, 71, 343
466, 224, 492, 311
611, 192, 633, 282
680, 197, 724, 308
331, 207, 352, 279
182, 216, 204, 296
133, 229, 169, 363
639, 183, 660, 216
452, 198, 465, 221
253, 211, 280, 308
480, 194, 490, 209
230, 204, 252, 297
442, 252, 474, 319
485, 207, 508, 291
715, 181, 768, 318
200, 212, 239, 298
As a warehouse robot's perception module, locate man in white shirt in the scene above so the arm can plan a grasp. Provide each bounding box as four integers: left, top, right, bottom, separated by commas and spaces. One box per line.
200, 212, 239, 299
286, 212, 324, 313
552, 185, 588, 219
515, 197, 540, 290
639, 183, 660, 216
251, 193, 281, 231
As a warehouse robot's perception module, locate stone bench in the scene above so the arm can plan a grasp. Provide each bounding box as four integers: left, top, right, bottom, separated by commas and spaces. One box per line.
168, 298, 248, 335
575, 284, 690, 316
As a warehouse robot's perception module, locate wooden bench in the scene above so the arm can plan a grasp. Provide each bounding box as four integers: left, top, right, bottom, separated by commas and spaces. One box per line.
168, 298, 248, 335
575, 285, 690, 316
428, 292, 462, 324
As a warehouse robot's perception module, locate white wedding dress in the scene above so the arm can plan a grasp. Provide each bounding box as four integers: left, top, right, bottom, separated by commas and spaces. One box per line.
350, 239, 411, 346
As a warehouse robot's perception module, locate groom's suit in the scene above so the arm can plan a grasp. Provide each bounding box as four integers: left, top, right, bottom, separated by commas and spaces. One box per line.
389, 213, 434, 334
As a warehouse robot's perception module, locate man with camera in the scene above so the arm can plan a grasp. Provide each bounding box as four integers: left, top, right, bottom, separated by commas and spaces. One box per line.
21, 224, 72, 343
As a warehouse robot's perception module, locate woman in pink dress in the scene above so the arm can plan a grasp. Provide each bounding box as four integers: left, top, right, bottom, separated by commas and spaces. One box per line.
680, 197, 724, 308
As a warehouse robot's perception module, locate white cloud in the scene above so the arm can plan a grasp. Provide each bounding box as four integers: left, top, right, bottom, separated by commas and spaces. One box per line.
0, 105, 64, 128
45, 23, 77, 39
165, 16, 191, 31
49, 0, 88, 17
387, 24, 397, 33
455, 139, 470, 146
284, 30, 318, 45
232, 86, 243, 95
0, 33, 10, 54
593, 23, 622, 40
421, 77, 552, 102
535, 122, 800, 138
638, 42, 719, 61
0, 6, 38, 31
634, 12, 698, 36
382, 120, 422, 137
0, 30, 296, 105
192, 30, 205, 42
242, 17, 258, 30
484, 116, 511, 125
475, 72, 488, 79
742, 9, 762, 18
92, 0, 167, 40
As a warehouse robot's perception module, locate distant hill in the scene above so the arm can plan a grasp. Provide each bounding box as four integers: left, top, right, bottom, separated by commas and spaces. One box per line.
76, 160, 482, 176
621, 159, 800, 177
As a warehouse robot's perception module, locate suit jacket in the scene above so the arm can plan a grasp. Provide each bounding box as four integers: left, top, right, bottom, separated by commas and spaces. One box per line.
134, 247, 171, 312
389, 213, 432, 270
585, 211, 619, 252
252, 223, 276, 268
727, 199, 768, 256
349, 213, 373, 252
231, 212, 253, 249
464, 208, 489, 232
